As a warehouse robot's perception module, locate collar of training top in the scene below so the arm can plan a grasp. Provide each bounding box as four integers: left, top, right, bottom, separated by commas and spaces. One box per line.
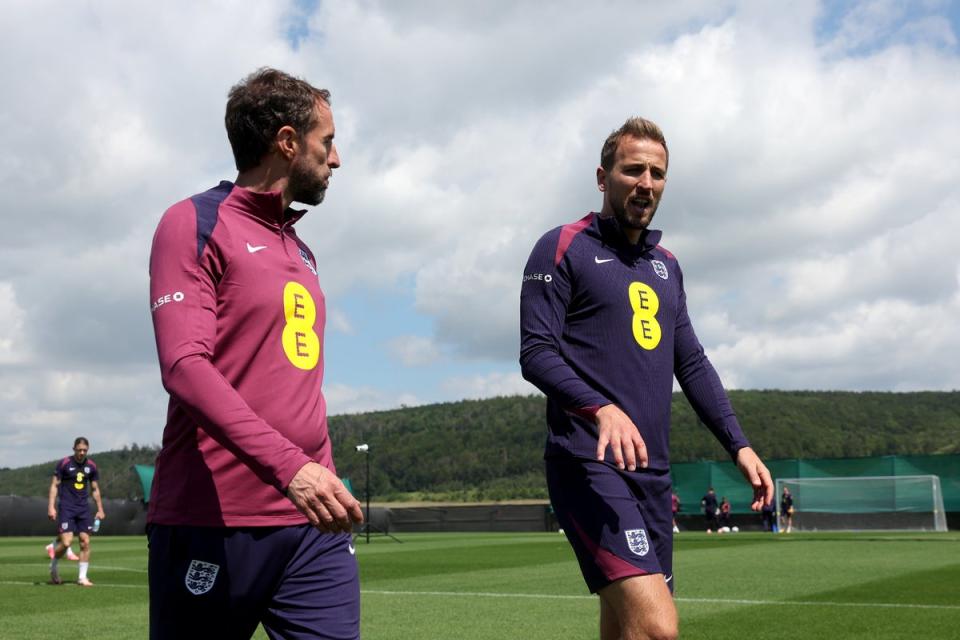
596, 213, 663, 257
220, 181, 308, 226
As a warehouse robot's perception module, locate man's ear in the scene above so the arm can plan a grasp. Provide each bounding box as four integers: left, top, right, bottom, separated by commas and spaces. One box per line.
596, 166, 606, 192
275, 125, 299, 161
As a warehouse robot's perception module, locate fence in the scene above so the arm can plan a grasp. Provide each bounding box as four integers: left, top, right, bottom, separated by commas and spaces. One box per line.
672, 454, 960, 515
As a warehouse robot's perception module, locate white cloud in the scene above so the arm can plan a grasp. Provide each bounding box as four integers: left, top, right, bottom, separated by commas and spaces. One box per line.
0, 366, 165, 468
387, 335, 443, 367
0, 282, 28, 365
441, 371, 540, 400
324, 383, 423, 416
327, 308, 355, 335
1, 0, 958, 467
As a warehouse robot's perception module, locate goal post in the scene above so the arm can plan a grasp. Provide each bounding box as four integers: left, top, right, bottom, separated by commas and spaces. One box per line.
775, 475, 948, 532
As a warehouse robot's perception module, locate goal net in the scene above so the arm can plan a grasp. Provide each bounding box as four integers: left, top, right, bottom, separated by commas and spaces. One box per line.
775, 475, 948, 532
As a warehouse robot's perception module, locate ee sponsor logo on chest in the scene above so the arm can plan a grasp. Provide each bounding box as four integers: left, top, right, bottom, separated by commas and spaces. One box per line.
151, 291, 185, 313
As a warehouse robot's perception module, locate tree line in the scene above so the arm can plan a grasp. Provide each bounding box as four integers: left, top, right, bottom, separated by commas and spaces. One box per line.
2, 391, 957, 501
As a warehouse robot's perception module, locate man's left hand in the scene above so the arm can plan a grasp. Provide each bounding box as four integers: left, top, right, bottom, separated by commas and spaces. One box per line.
735, 447, 774, 511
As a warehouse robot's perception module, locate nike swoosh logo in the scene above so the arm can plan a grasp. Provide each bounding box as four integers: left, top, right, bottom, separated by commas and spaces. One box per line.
594, 256, 614, 264
246, 242, 268, 253
665, 574, 673, 583
348, 544, 356, 555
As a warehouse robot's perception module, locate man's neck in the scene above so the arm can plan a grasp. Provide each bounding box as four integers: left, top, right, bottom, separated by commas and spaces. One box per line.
235, 164, 291, 209
599, 204, 644, 245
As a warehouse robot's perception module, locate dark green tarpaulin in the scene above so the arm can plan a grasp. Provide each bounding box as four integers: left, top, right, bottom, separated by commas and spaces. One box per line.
672, 454, 960, 514
133, 464, 155, 503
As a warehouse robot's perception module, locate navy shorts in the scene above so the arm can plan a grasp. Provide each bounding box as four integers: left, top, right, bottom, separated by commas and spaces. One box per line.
57, 510, 92, 535
147, 524, 359, 640
546, 457, 674, 594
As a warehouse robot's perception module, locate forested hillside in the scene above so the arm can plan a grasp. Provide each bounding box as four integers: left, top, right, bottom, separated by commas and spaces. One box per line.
2, 391, 958, 501
0, 444, 159, 502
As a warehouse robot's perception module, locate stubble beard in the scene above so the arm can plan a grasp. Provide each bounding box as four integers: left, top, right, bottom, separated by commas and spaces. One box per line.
289, 159, 328, 206
613, 198, 657, 232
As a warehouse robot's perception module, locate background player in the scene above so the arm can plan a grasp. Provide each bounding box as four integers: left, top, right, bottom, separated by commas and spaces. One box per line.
520, 117, 773, 640
147, 68, 363, 639
45, 539, 79, 562
702, 487, 719, 533
718, 496, 732, 530
671, 491, 680, 533
780, 486, 795, 533
47, 437, 104, 586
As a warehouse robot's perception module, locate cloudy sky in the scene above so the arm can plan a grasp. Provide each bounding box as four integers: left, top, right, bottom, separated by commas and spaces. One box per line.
1, 0, 958, 468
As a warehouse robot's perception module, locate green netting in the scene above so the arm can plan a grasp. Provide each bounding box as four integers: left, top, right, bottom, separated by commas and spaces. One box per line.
342, 477, 355, 497
894, 455, 960, 512
779, 476, 938, 513
775, 475, 947, 531
670, 462, 711, 517
130, 465, 361, 505
798, 456, 895, 478
132, 464, 155, 503
670, 454, 960, 514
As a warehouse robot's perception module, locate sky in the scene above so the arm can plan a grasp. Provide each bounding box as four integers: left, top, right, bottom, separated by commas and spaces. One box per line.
1, 0, 958, 468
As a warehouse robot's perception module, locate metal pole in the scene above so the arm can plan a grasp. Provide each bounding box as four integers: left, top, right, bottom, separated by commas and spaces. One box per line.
365, 451, 371, 544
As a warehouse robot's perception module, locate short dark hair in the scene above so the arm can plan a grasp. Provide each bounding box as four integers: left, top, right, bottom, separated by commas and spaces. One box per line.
225, 68, 331, 172
600, 117, 669, 172
74, 437, 89, 448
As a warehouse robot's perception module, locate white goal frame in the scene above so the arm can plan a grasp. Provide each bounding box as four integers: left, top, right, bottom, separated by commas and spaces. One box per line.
775, 475, 947, 532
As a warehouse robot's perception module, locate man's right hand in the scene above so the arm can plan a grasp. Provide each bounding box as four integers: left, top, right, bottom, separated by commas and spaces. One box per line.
47, 507, 56, 521
286, 462, 364, 533
595, 404, 648, 471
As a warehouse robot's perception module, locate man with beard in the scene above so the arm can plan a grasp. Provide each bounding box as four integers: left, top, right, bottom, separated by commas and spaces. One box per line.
520, 117, 773, 640
47, 437, 104, 586
147, 68, 363, 639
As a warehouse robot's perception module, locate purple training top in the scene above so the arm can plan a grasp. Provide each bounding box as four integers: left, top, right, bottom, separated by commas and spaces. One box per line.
148, 182, 334, 527
54, 456, 98, 515
519, 213, 750, 470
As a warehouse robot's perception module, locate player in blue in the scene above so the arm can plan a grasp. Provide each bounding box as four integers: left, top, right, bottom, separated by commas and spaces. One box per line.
520, 117, 774, 640
47, 437, 105, 586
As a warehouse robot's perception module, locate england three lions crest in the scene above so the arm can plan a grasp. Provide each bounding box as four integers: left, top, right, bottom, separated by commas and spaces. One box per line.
185, 560, 220, 595
651, 260, 668, 280
625, 528, 649, 556
299, 248, 318, 276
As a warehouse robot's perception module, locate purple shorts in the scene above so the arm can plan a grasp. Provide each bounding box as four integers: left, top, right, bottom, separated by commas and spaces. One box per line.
546, 456, 674, 594
148, 524, 359, 640
57, 510, 92, 535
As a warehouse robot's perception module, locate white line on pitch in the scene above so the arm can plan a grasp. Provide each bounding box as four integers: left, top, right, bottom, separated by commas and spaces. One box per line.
676, 597, 959, 611
3, 563, 147, 573
364, 589, 592, 600
3, 582, 954, 611
361, 590, 960, 611
0, 580, 146, 589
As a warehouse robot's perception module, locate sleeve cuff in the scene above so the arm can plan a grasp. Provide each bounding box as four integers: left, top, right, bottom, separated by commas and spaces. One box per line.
275, 454, 314, 493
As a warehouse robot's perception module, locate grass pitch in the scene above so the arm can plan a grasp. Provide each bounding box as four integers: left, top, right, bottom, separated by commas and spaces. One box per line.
1, 531, 957, 639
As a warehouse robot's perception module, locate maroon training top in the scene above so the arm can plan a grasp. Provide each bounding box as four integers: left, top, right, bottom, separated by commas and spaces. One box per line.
148, 181, 333, 526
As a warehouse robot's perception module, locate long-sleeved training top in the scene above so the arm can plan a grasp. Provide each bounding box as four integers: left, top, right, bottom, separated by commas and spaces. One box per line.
519, 213, 750, 471
148, 181, 333, 527
54, 456, 99, 515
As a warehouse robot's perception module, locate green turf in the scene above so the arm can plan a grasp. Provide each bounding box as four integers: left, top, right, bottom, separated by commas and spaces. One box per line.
1, 531, 958, 639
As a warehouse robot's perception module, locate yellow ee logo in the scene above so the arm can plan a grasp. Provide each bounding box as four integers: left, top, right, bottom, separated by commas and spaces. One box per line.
282, 282, 321, 370
74, 471, 85, 490
628, 282, 661, 350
